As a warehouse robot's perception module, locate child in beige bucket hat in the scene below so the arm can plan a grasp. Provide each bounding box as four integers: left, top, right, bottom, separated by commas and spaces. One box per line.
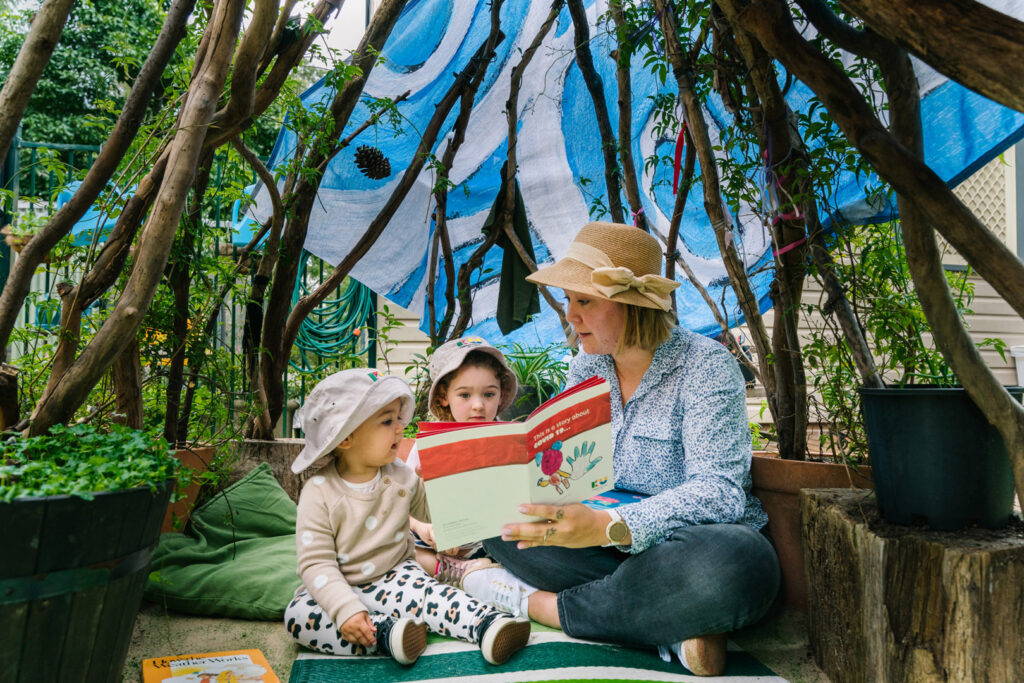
285, 368, 530, 665
405, 337, 520, 591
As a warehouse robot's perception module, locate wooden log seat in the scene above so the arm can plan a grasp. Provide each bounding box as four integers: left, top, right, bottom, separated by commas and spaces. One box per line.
800, 488, 1024, 683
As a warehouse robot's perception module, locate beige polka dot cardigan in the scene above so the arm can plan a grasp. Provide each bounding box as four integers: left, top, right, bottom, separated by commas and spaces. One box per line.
295, 459, 429, 628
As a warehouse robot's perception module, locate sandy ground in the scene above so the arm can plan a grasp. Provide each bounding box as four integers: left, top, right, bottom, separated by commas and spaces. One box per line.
125, 601, 829, 682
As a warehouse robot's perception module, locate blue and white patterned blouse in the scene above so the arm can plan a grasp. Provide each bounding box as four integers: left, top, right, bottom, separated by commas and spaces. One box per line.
565, 326, 768, 553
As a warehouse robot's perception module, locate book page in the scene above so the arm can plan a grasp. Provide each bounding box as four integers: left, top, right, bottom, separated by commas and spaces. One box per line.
424, 464, 532, 549
526, 380, 615, 505
415, 377, 614, 548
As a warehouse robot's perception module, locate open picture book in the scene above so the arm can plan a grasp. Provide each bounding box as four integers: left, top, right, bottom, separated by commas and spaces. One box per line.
416, 376, 615, 548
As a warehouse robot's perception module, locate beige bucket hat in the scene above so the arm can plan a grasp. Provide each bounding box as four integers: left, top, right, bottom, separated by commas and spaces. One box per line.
526, 221, 679, 311
427, 336, 518, 418
291, 368, 414, 474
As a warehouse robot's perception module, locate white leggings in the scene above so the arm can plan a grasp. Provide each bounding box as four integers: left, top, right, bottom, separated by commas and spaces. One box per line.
284, 558, 503, 655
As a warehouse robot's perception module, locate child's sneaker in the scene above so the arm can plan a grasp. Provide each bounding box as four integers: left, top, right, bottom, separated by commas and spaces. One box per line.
461, 565, 534, 617
478, 612, 531, 665
375, 616, 428, 665
435, 553, 498, 589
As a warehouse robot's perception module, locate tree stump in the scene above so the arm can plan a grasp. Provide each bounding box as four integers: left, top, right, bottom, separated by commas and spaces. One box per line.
0, 363, 17, 430
801, 489, 1024, 682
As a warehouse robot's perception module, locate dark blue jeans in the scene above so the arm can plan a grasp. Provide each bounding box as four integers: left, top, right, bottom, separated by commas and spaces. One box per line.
483, 523, 779, 647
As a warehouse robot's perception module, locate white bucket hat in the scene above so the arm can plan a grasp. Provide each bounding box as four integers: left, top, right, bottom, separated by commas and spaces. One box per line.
291, 368, 414, 474
428, 336, 518, 418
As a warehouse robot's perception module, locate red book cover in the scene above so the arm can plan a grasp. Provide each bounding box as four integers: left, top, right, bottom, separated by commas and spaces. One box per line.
415, 376, 614, 548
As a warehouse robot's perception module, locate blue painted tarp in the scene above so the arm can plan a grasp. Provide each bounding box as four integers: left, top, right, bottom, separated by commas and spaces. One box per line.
248, 0, 1024, 346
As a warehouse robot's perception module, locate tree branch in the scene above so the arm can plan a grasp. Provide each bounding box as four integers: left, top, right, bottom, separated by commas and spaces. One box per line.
0, 0, 75, 162
724, 0, 1024, 322
28, 0, 246, 434
839, 0, 1024, 113
0, 0, 194, 360
568, 0, 624, 223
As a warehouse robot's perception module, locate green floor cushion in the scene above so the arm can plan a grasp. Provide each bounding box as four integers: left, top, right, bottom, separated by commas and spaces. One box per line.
144, 462, 301, 620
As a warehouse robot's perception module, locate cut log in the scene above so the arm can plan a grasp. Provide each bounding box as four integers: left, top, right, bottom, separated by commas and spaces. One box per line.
801, 488, 1024, 682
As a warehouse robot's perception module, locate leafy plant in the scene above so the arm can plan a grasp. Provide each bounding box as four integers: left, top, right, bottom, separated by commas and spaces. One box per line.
802, 219, 993, 462
499, 342, 572, 407
0, 424, 178, 502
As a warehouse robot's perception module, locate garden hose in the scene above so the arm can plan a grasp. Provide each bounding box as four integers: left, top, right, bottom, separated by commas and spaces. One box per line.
289, 251, 376, 374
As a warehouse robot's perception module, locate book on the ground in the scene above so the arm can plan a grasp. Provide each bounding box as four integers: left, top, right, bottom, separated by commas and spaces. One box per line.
416, 376, 615, 548
141, 648, 280, 682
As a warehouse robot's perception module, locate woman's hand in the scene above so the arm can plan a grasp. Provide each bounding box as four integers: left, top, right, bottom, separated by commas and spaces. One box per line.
501, 503, 613, 549
410, 518, 437, 549
340, 611, 377, 647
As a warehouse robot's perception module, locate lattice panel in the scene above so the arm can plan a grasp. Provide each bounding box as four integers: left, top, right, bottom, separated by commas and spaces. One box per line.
943, 156, 1009, 263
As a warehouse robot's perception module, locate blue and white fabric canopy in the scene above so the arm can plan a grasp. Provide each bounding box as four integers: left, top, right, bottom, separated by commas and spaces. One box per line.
251, 0, 1024, 346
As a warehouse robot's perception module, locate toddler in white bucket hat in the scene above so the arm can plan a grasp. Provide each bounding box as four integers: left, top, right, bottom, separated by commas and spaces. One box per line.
285, 367, 530, 666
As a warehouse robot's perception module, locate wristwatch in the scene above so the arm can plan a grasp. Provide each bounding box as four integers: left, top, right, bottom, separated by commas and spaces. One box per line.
603, 509, 629, 546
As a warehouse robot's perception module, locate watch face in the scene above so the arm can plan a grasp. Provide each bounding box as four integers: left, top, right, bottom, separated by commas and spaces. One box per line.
609, 521, 628, 543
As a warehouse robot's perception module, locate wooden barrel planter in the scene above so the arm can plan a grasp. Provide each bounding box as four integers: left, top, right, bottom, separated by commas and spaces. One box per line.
0, 480, 172, 682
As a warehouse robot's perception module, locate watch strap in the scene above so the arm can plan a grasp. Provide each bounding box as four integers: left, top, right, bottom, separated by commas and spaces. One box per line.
603, 509, 627, 546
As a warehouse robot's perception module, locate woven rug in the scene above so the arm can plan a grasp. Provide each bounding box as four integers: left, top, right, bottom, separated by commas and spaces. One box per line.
288, 631, 788, 682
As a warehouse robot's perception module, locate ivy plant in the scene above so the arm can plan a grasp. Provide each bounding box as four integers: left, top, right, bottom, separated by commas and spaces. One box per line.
0, 424, 178, 502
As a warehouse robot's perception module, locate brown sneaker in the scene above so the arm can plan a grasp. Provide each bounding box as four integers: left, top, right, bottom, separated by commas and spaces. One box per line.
681, 633, 727, 676
435, 554, 498, 590
479, 614, 531, 665
375, 616, 428, 665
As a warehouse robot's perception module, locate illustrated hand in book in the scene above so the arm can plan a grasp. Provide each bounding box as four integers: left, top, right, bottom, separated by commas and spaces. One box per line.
501, 502, 611, 550
567, 441, 602, 479
534, 440, 604, 493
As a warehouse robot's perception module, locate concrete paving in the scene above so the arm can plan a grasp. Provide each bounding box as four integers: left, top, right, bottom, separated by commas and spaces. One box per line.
125, 601, 830, 682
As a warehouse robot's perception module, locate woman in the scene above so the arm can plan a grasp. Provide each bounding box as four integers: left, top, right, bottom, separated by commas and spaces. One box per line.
459, 222, 779, 676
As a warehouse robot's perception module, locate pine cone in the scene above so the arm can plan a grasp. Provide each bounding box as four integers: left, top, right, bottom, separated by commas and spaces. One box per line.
354, 145, 391, 180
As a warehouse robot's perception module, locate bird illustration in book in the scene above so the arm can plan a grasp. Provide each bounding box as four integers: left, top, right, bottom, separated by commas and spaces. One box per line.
535, 440, 602, 494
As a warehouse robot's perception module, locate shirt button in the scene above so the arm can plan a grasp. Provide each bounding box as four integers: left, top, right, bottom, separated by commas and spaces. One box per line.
383, 477, 391, 485
382, 509, 390, 516
397, 489, 406, 497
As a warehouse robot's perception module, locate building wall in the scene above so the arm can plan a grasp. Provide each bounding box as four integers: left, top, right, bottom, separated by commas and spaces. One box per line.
374, 299, 431, 389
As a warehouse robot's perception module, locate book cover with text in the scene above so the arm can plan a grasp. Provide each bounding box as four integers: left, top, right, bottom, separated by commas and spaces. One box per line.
416, 376, 614, 548
141, 648, 280, 683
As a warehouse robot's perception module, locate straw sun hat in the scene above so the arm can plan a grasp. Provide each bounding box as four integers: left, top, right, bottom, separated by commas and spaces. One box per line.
526, 222, 679, 311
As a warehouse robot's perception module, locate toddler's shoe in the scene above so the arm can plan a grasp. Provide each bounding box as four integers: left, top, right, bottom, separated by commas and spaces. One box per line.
478, 612, 531, 665
435, 553, 498, 589
375, 616, 428, 665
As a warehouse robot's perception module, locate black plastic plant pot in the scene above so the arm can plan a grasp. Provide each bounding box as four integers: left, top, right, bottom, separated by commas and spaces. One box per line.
859, 386, 1020, 530
0, 480, 173, 682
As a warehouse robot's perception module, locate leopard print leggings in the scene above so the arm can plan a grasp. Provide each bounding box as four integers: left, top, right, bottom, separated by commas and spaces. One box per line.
284, 558, 503, 655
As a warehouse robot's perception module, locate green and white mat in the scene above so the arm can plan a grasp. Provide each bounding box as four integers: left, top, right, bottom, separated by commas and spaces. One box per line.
288, 631, 787, 682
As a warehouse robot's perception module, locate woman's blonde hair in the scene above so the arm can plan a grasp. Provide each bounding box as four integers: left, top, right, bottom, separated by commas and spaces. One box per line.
428, 350, 512, 421
617, 303, 676, 353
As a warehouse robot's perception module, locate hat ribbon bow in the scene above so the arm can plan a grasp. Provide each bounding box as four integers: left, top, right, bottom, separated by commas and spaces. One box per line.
565, 241, 678, 311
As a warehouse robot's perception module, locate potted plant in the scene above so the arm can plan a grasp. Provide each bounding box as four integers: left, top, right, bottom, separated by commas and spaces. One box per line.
801, 219, 1017, 530
0, 423, 177, 681
860, 383, 1019, 529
